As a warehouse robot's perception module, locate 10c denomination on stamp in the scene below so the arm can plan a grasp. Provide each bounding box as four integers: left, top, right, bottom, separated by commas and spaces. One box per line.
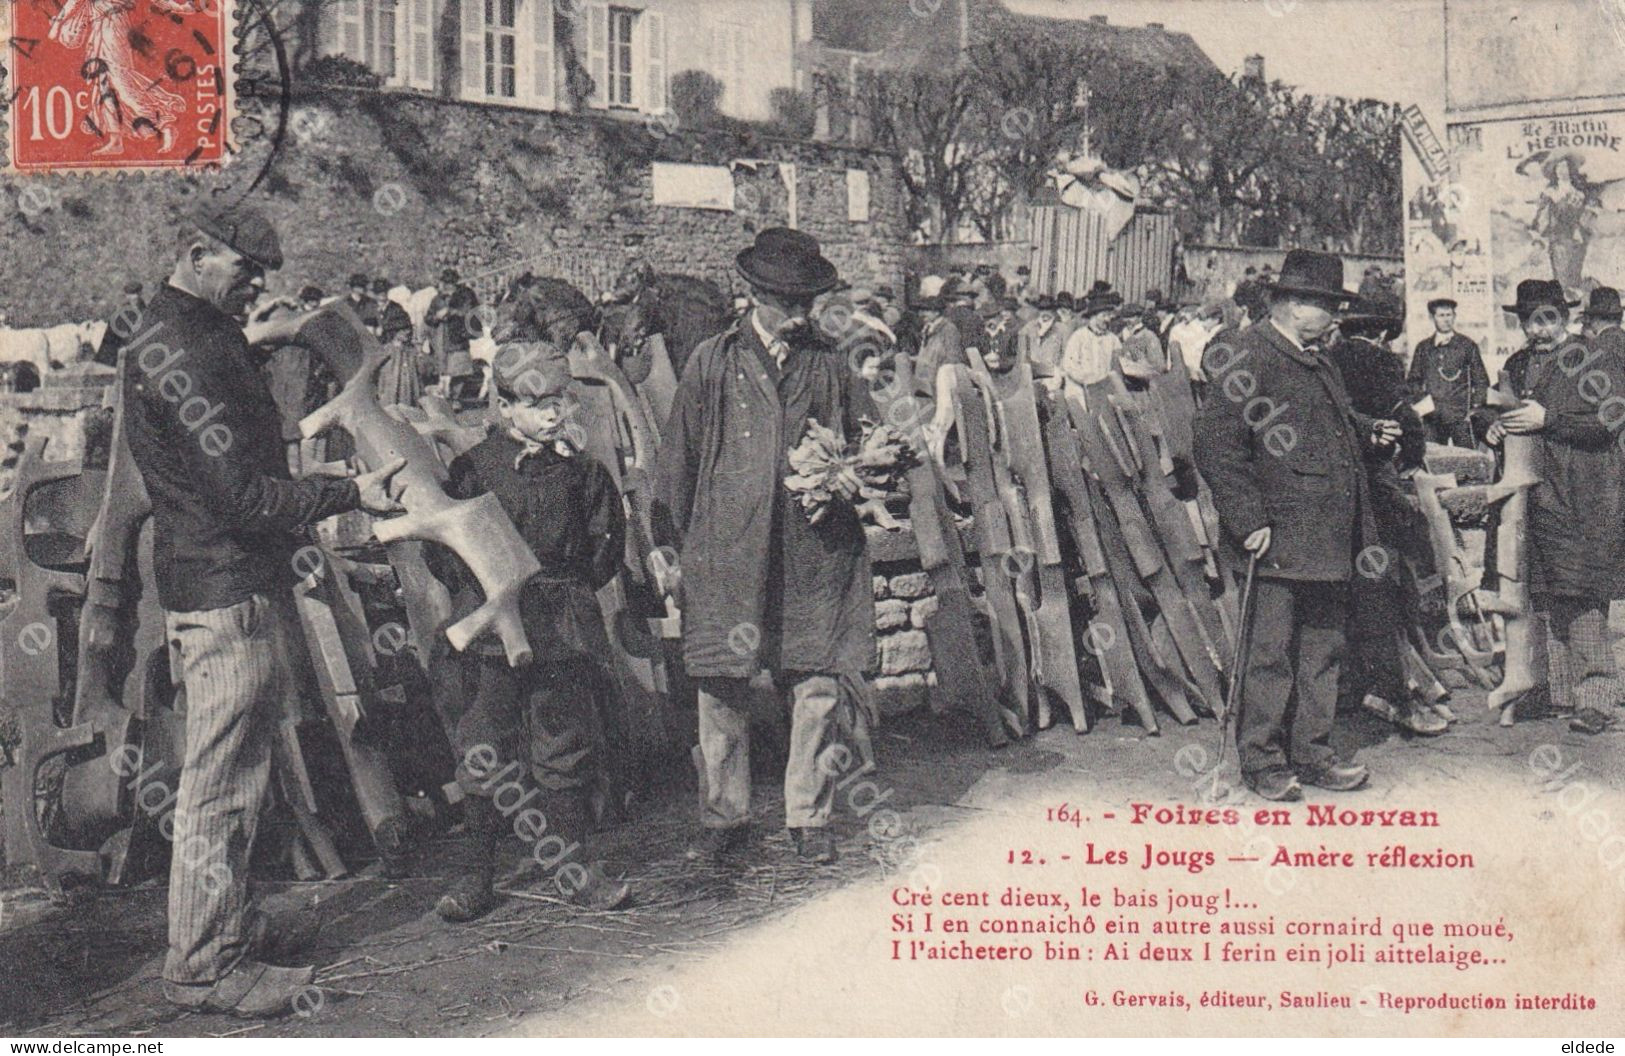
5, 0, 231, 171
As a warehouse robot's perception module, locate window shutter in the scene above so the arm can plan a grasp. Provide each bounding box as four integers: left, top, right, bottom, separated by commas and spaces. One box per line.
460, 0, 484, 99
731, 24, 745, 112
408, 0, 433, 88
586, 3, 608, 108
641, 9, 666, 114
529, 0, 554, 107
338, 0, 365, 60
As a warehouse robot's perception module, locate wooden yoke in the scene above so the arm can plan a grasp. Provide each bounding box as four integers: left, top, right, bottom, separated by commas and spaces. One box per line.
298, 313, 541, 667
1481, 384, 1542, 725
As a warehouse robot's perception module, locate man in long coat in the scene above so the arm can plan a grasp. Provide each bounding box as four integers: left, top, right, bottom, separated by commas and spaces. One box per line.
1488, 280, 1625, 734
1408, 297, 1488, 446
1194, 250, 1400, 801
654, 228, 875, 865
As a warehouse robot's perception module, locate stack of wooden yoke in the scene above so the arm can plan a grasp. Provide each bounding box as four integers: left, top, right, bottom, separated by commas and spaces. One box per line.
894, 346, 1239, 743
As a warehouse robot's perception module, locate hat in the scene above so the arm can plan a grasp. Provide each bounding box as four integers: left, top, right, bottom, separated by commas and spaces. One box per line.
875, 285, 897, 301
1583, 286, 1623, 319
1081, 290, 1124, 317
1502, 279, 1578, 317
1089, 280, 1113, 294
735, 227, 839, 298
370, 277, 391, 295
1055, 292, 1076, 310
1032, 294, 1058, 311
1426, 297, 1458, 313
193, 205, 283, 271
946, 277, 977, 302
348, 272, 368, 288
491, 341, 572, 400
1000, 296, 1021, 312
440, 268, 462, 285
1339, 298, 1403, 339
299, 284, 325, 302
122, 280, 143, 296
1268, 249, 1354, 306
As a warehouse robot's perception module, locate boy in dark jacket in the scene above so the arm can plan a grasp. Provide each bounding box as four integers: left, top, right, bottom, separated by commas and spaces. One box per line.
434, 341, 632, 921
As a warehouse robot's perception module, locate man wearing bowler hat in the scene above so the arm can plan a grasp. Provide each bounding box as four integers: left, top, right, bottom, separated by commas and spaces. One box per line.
653, 228, 875, 865
123, 206, 405, 1015
1194, 249, 1401, 801
1488, 280, 1625, 734
1407, 296, 1488, 446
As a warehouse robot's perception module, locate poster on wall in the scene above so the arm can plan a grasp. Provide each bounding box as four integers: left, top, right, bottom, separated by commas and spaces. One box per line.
1457, 111, 1625, 369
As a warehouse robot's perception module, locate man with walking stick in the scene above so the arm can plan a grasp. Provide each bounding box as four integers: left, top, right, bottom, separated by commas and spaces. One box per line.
1194, 250, 1401, 801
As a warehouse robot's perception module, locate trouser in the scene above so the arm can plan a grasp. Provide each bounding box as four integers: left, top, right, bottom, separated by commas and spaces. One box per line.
162, 593, 284, 985
1425, 414, 1475, 447
1238, 578, 1348, 776
1535, 595, 1625, 711
452, 656, 604, 855
697, 674, 839, 830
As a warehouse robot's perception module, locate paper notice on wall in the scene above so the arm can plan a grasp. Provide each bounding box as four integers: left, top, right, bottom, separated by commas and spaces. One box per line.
651, 162, 736, 211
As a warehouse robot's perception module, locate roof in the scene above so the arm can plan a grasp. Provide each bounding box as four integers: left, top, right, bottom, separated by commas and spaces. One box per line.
810, 0, 1217, 75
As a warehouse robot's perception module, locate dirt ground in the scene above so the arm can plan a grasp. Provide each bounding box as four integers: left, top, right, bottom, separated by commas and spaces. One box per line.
3, 687, 1622, 1038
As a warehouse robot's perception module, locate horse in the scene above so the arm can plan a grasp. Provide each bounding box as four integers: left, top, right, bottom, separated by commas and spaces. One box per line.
597, 272, 730, 385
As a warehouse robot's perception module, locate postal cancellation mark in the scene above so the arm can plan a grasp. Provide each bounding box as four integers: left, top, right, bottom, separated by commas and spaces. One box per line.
4, 0, 230, 172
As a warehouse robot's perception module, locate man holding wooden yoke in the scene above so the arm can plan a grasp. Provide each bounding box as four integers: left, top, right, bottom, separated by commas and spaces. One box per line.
1194, 250, 1401, 802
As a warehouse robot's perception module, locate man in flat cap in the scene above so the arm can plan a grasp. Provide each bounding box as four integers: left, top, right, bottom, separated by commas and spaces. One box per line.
122, 205, 406, 1017
1407, 296, 1488, 446
654, 228, 875, 867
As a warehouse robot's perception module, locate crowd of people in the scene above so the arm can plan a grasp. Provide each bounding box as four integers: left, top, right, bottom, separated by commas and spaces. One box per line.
87, 199, 1625, 1018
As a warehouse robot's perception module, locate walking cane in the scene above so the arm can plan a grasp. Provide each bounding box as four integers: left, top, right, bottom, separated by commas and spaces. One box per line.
1217, 550, 1260, 768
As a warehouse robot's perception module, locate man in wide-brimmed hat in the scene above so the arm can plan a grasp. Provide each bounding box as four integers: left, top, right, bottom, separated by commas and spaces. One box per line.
1018, 293, 1067, 379
654, 228, 875, 866
1580, 286, 1624, 360
1407, 296, 1487, 446
122, 205, 406, 1016
911, 277, 967, 399
1488, 279, 1625, 734
1194, 249, 1402, 800
1115, 300, 1168, 380
1326, 305, 1447, 737
1058, 287, 1123, 393
427, 266, 481, 402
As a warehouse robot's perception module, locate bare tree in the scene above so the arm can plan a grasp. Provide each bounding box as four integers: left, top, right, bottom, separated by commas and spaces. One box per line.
856, 66, 987, 241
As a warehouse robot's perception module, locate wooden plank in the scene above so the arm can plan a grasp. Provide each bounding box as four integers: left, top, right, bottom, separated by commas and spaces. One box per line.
874, 360, 1011, 747
1040, 388, 1157, 731
947, 366, 1034, 733
985, 363, 1088, 732
1067, 389, 1221, 716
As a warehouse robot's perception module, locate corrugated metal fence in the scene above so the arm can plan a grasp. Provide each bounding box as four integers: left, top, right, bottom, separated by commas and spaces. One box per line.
1029, 206, 1177, 301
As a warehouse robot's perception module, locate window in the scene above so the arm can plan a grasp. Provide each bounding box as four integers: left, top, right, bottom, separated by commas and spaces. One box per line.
711, 23, 746, 111
375, 0, 397, 80
607, 7, 637, 108
335, 0, 430, 89
587, 4, 664, 112
484, 0, 517, 99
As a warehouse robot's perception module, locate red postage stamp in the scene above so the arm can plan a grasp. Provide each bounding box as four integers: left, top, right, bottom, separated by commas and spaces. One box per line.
4, 0, 230, 171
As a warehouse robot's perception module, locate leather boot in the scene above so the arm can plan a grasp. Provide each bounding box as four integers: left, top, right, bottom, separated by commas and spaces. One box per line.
436, 797, 500, 923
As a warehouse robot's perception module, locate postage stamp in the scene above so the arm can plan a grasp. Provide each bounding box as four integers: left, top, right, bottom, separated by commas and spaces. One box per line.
3, 0, 231, 172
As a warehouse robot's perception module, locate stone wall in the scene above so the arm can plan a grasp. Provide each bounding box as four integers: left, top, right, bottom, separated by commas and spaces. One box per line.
871, 565, 940, 715
0, 87, 910, 326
